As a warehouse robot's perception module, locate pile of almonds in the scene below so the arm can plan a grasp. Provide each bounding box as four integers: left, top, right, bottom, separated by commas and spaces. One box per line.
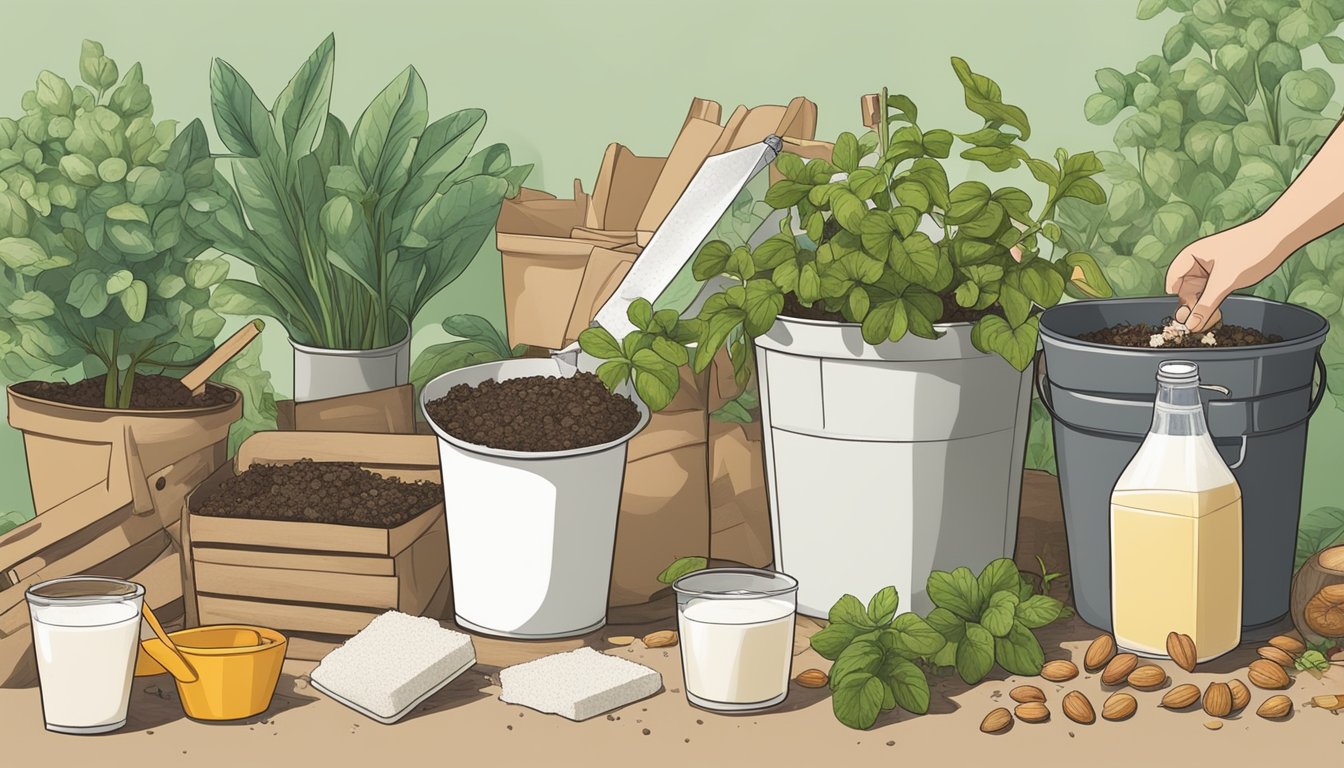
980, 629, 1340, 734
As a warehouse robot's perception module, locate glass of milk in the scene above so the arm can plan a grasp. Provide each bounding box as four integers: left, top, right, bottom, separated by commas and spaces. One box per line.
25, 576, 145, 734
673, 568, 798, 712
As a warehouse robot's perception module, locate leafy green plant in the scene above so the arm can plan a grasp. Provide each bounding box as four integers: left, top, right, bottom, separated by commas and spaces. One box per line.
409, 314, 526, 393
0, 40, 273, 415
578, 298, 703, 411
580, 58, 1112, 410
1063, 0, 1344, 410
922, 559, 1068, 684
1024, 399, 1058, 474
656, 556, 709, 584
1296, 506, 1344, 568
809, 587, 946, 729
211, 332, 277, 455
1032, 555, 1065, 595
197, 35, 531, 352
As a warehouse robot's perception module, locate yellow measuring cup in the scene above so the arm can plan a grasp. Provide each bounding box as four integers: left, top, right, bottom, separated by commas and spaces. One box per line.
135, 604, 287, 721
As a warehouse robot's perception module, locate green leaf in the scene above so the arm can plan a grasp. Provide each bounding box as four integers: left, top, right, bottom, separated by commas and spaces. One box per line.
1282, 69, 1335, 111
1296, 507, 1344, 569
578, 326, 623, 360
950, 57, 1031, 139
631, 347, 680, 411
119, 279, 147, 322
742, 280, 784, 337
924, 606, 968, 643
410, 340, 510, 391
1257, 42, 1302, 92
829, 593, 875, 629
833, 131, 860, 173
832, 673, 886, 730
1278, 7, 1327, 48
1095, 67, 1129, 100
6, 291, 55, 320
994, 622, 1046, 676
320, 196, 378, 293
272, 34, 334, 159
970, 315, 1040, 372
889, 613, 946, 656
1321, 36, 1344, 64
922, 129, 954, 158
927, 567, 983, 621
764, 180, 811, 209
79, 40, 119, 92
866, 586, 900, 626
105, 269, 134, 295
656, 556, 707, 584
65, 269, 110, 317
1065, 252, 1113, 298
352, 66, 428, 199
1015, 594, 1067, 629
946, 181, 991, 224
105, 202, 148, 224
1289, 279, 1343, 317
879, 657, 931, 715
830, 189, 867, 234
977, 558, 1021, 597
981, 591, 1020, 638
106, 221, 156, 256
1137, 0, 1167, 20
692, 241, 733, 280
861, 299, 908, 345
595, 359, 631, 392
956, 623, 996, 684
811, 621, 867, 660
830, 639, 884, 687
1164, 23, 1193, 63
209, 57, 273, 158
1295, 650, 1330, 673
888, 233, 942, 285
626, 298, 654, 332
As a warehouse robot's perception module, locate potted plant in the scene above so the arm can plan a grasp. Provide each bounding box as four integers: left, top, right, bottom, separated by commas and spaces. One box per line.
579, 58, 1113, 617
1037, 0, 1339, 632
0, 41, 268, 527
197, 34, 531, 402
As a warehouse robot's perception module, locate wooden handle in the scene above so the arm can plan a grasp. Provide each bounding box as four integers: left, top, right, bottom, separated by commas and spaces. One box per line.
182, 320, 264, 395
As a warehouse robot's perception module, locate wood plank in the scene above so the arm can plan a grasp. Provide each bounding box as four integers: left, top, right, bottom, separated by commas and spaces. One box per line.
394, 515, 449, 613
189, 514, 393, 555
191, 545, 395, 576
0, 485, 129, 572
235, 432, 439, 471
193, 562, 400, 610
196, 595, 379, 636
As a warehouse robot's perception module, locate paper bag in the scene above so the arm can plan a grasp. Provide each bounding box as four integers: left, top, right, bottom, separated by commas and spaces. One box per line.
706, 352, 773, 568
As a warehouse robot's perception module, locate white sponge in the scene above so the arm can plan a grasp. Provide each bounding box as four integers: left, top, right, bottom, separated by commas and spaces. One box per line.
310, 611, 476, 723
499, 647, 662, 721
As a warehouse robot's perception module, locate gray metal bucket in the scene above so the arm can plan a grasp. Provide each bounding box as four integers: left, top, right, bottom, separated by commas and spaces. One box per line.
1038, 296, 1327, 633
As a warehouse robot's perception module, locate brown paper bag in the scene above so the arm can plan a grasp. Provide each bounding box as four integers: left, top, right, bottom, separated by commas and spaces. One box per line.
563, 247, 638, 345
275, 385, 416, 434
587, 144, 666, 231
705, 353, 773, 568
608, 365, 711, 607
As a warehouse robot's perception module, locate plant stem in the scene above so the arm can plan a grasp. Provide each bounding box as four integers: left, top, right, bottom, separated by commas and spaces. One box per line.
117, 359, 139, 409
102, 330, 121, 409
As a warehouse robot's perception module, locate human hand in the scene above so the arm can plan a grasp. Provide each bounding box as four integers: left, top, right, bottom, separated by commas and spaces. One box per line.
1164, 218, 1291, 332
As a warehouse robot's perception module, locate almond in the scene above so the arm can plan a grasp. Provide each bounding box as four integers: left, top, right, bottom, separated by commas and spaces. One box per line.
1014, 702, 1050, 723
1160, 683, 1201, 709
1204, 719, 1223, 730
1256, 645, 1295, 668
1101, 653, 1139, 686
642, 630, 678, 648
1166, 632, 1197, 673
1228, 679, 1250, 712
606, 635, 636, 646
980, 707, 1013, 733
1257, 695, 1293, 719
794, 669, 828, 688
1267, 634, 1306, 657
1202, 682, 1232, 717
1062, 691, 1095, 725
1311, 694, 1343, 711
1084, 634, 1116, 672
1009, 685, 1046, 704
1101, 692, 1137, 721
1247, 658, 1291, 690
1127, 664, 1168, 692
1041, 659, 1079, 682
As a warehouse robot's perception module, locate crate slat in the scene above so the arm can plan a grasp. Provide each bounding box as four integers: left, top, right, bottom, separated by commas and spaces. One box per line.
193, 562, 400, 610
196, 595, 380, 636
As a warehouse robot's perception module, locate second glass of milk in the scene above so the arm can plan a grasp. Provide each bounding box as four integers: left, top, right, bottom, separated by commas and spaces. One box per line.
25, 576, 145, 734
673, 568, 798, 712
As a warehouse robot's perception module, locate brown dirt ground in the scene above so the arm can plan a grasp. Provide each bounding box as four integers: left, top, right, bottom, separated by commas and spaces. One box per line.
1, 472, 1341, 765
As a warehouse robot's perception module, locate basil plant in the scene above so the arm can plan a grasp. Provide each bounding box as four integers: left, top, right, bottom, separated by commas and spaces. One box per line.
1062, 0, 1344, 411
0, 41, 273, 419
198, 34, 531, 352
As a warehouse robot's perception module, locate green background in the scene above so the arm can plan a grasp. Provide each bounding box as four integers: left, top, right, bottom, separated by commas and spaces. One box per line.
0, 0, 1339, 520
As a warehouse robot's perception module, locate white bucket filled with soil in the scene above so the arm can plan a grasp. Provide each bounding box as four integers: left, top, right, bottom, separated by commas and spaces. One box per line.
755, 316, 1033, 618
421, 357, 649, 639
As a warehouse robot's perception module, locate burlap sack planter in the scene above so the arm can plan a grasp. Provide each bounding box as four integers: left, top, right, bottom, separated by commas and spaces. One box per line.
0, 383, 241, 687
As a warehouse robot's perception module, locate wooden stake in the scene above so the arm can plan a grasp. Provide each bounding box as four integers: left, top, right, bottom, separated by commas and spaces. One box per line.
181, 319, 264, 396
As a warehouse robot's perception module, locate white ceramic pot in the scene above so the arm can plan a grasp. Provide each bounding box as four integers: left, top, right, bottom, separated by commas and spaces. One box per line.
754, 316, 1033, 617
290, 335, 411, 402
421, 357, 650, 639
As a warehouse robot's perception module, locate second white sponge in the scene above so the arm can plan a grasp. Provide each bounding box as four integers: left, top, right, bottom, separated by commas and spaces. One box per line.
498, 647, 662, 721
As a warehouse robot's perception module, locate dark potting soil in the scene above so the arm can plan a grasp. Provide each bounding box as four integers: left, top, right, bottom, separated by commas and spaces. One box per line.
424, 372, 641, 452
1076, 322, 1284, 348
12, 374, 236, 409
194, 460, 442, 527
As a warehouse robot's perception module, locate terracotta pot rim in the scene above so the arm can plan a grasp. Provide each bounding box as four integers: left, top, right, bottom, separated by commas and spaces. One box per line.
6, 381, 243, 417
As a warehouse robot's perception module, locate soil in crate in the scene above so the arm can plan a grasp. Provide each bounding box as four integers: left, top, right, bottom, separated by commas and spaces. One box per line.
424, 372, 639, 451
193, 460, 441, 527
12, 374, 236, 409
1077, 322, 1283, 348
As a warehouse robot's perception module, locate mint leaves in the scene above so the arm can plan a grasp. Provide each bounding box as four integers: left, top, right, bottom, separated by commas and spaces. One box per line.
811, 559, 1069, 729
578, 298, 701, 411
811, 587, 944, 729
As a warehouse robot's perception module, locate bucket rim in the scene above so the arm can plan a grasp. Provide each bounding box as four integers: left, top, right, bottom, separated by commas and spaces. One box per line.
1038, 295, 1329, 352
289, 330, 411, 357
771, 314, 975, 331
419, 359, 651, 461
156, 625, 288, 657
6, 381, 242, 418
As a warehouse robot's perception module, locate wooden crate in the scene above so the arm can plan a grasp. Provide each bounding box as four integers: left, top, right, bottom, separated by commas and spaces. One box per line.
185, 431, 450, 643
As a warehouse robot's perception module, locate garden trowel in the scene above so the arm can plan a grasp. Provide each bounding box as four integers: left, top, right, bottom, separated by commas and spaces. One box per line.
552, 135, 783, 373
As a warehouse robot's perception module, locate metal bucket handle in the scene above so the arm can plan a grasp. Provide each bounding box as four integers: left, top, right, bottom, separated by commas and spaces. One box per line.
1034, 350, 1327, 470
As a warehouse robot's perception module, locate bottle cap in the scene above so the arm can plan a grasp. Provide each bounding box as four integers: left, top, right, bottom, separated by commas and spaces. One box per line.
1157, 360, 1199, 384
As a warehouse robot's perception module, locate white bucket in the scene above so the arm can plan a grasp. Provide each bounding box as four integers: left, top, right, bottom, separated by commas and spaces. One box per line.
755, 316, 1033, 617
291, 334, 411, 402
420, 357, 650, 638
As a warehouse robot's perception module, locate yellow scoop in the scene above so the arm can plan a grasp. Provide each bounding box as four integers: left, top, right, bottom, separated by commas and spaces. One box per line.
136, 604, 287, 721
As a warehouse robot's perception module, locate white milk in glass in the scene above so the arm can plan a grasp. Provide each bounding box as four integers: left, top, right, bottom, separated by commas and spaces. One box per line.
26, 577, 144, 734
673, 568, 798, 712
